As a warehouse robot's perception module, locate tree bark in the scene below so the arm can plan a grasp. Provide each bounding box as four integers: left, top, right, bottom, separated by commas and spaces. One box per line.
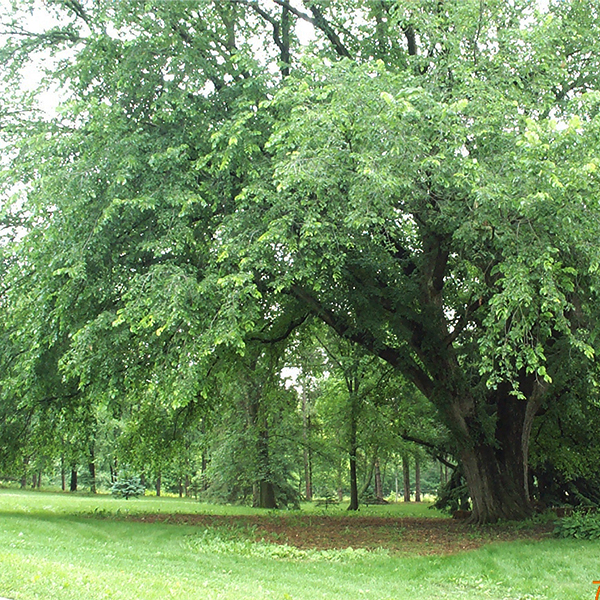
347, 390, 359, 511
336, 464, 344, 502
415, 456, 421, 502
259, 480, 277, 509
201, 453, 208, 491
155, 473, 161, 497
403, 455, 411, 502
374, 458, 384, 502
301, 388, 313, 501
70, 468, 77, 492
348, 442, 359, 510
88, 445, 96, 494
442, 382, 544, 523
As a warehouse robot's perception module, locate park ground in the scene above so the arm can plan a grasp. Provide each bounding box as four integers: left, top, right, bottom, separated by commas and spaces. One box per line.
0, 489, 598, 599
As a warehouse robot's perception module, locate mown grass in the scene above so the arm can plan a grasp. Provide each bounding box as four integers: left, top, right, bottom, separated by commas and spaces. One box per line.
0, 487, 444, 518
0, 489, 598, 600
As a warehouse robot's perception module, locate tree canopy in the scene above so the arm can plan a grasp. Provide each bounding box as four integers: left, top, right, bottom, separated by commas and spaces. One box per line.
2, 0, 600, 522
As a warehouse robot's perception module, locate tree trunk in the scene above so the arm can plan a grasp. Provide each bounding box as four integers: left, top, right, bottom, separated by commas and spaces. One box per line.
88, 446, 96, 494
70, 468, 77, 492
359, 453, 377, 498
111, 456, 118, 484
403, 456, 411, 502
336, 465, 344, 502
347, 387, 359, 511
61, 455, 66, 491
374, 458, 384, 502
301, 388, 313, 501
201, 453, 208, 491
415, 456, 421, 502
259, 480, 277, 509
445, 384, 543, 523
155, 473, 161, 497
244, 361, 278, 510
348, 444, 359, 510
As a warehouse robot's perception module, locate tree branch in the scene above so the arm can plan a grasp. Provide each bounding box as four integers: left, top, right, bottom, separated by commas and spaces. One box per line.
266, 0, 352, 58
249, 311, 310, 344
399, 432, 456, 469
290, 284, 434, 397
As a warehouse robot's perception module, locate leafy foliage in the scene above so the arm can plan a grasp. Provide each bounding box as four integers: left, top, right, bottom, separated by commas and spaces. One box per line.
2, 0, 600, 522
554, 511, 600, 540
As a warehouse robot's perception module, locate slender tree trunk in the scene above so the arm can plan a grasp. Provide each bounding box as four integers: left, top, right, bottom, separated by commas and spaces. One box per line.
395, 469, 399, 502
37, 470, 42, 489
88, 446, 96, 494
61, 455, 66, 491
21, 458, 28, 489
155, 473, 161, 497
301, 388, 313, 501
336, 464, 344, 502
70, 468, 77, 492
111, 456, 118, 484
201, 453, 208, 491
359, 453, 377, 498
374, 458, 384, 502
403, 455, 411, 502
415, 456, 421, 502
31, 472, 37, 489
347, 385, 360, 511
348, 443, 359, 510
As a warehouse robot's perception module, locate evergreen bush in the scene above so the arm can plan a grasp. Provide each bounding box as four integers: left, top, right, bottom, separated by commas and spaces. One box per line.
111, 477, 145, 500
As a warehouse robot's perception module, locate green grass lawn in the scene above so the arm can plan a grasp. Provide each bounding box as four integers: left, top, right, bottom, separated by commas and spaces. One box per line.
0, 489, 598, 600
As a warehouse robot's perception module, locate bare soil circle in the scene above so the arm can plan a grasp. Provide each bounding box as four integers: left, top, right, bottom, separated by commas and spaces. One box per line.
127, 513, 553, 555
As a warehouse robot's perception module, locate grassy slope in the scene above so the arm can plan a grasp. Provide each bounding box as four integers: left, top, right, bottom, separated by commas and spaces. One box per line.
0, 489, 598, 600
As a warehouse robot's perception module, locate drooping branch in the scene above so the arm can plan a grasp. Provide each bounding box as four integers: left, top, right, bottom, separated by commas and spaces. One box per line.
250, 311, 310, 344
290, 284, 434, 398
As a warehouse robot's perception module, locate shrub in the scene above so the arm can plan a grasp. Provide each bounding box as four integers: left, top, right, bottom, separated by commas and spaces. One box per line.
554, 511, 600, 540
111, 477, 145, 500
